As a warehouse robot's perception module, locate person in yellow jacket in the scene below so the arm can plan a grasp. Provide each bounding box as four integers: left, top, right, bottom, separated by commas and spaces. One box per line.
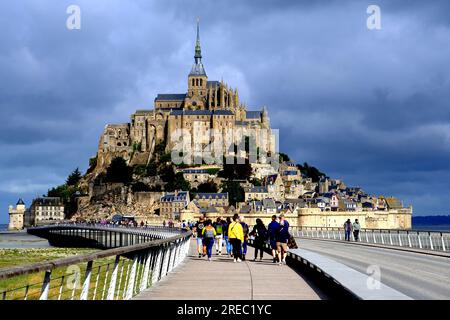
228, 213, 244, 262
202, 220, 217, 261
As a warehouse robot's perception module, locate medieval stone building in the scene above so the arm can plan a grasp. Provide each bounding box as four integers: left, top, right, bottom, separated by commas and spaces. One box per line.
95, 21, 275, 172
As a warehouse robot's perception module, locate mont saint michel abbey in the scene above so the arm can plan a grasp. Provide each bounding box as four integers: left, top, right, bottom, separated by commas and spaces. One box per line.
95, 22, 274, 172
74, 21, 411, 231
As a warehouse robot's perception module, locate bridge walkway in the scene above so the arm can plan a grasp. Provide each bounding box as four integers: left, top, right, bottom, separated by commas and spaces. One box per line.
134, 239, 325, 300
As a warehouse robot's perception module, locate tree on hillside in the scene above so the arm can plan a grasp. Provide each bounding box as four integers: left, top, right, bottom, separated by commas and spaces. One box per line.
249, 178, 262, 186
66, 168, 82, 186
105, 157, 133, 184
218, 156, 252, 181
154, 141, 167, 158
221, 181, 245, 206
297, 162, 326, 182
195, 181, 219, 193
160, 165, 175, 183
164, 172, 191, 192
279, 152, 291, 162
131, 182, 151, 192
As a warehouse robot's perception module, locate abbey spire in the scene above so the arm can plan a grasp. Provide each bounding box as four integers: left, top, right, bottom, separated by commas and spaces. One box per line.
194, 18, 202, 64
189, 18, 206, 76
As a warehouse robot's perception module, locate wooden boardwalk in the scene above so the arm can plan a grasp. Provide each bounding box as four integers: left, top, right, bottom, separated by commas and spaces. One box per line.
134, 239, 324, 300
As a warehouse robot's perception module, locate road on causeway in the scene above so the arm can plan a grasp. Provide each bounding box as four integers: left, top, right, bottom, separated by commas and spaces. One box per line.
296, 238, 450, 299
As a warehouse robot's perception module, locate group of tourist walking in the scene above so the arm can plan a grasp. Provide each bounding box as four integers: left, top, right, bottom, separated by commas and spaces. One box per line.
193, 213, 291, 265
344, 218, 361, 241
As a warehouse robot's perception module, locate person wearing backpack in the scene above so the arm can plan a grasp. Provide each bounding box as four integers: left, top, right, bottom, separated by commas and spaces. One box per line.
251, 218, 268, 261
228, 214, 244, 262
194, 216, 206, 258
213, 217, 224, 255
240, 216, 250, 261
202, 220, 217, 261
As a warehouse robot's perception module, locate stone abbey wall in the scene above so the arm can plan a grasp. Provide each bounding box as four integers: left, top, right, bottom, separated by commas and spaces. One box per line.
297, 208, 412, 229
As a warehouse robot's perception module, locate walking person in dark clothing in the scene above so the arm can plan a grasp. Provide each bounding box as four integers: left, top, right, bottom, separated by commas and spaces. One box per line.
240, 216, 250, 261
202, 220, 217, 261
344, 219, 353, 241
251, 218, 268, 261
276, 214, 290, 265
268, 215, 280, 263
194, 216, 206, 258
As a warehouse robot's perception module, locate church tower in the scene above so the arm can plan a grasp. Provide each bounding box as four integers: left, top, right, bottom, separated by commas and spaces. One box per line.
187, 19, 208, 104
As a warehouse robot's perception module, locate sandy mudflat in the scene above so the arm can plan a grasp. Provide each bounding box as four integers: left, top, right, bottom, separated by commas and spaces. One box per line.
0, 231, 50, 249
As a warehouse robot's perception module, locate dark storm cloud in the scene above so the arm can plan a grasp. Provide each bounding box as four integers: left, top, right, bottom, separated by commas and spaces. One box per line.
1, 0, 450, 222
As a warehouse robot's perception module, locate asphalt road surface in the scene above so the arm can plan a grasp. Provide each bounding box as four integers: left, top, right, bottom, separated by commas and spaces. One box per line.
296, 238, 450, 300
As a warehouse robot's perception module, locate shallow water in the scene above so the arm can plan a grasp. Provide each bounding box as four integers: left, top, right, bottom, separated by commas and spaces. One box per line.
0, 231, 51, 249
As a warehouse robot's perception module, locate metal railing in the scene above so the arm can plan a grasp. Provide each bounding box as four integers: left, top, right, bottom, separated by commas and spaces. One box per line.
0, 225, 192, 300
290, 226, 450, 253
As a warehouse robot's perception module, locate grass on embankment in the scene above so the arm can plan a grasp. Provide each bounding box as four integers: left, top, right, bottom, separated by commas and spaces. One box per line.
0, 248, 146, 300
0, 248, 98, 269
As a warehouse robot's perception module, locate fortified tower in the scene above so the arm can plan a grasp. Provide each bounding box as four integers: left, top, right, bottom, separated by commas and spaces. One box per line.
8, 198, 25, 230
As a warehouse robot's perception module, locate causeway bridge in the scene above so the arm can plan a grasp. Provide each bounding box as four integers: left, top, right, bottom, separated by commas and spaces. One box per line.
0, 224, 448, 300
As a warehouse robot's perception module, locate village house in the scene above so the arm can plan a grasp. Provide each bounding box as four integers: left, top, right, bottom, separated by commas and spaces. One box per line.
265, 174, 285, 201
160, 191, 190, 220
193, 192, 229, 208
245, 186, 269, 201
182, 169, 213, 188
28, 197, 65, 225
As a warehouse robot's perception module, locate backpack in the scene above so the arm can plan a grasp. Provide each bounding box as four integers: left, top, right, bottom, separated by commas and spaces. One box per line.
215, 223, 223, 235
288, 234, 298, 249
242, 223, 249, 235
204, 227, 215, 239
259, 227, 269, 240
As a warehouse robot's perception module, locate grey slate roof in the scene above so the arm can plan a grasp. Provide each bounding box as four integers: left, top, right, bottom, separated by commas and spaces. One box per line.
239, 205, 252, 213
249, 186, 268, 193
134, 110, 154, 115
207, 81, 220, 87
246, 111, 262, 119
161, 191, 188, 202
213, 110, 234, 116
262, 198, 276, 209
189, 62, 206, 76
183, 169, 209, 174
155, 94, 187, 101
170, 110, 211, 116
195, 193, 228, 200
170, 109, 235, 116
33, 197, 62, 206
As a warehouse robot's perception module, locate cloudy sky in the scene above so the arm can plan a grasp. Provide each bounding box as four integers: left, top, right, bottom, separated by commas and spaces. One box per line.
1, 0, 449, 223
